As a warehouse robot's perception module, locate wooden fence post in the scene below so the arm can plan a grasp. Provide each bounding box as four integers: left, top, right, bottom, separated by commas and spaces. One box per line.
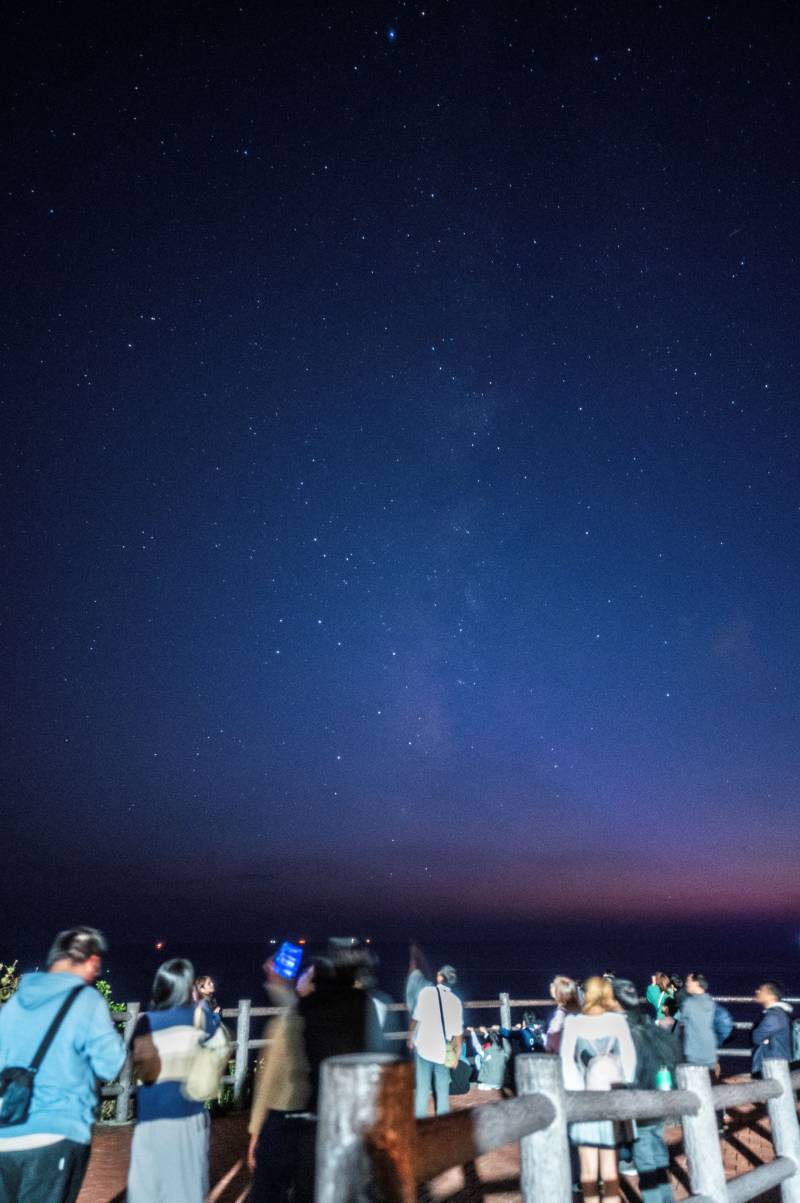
675, 1063, 727, 1203
114, 1002, 140, 1123
315, 1053, 415, 1203
232, 998, 251, 1106
499, 992, 512, 1057
762, 1059, 800, 1203
515, 1054, 572, 1203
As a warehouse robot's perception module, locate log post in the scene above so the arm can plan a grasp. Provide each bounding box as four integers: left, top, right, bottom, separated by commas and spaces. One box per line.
232, 998, 251, 1106
762, 1059, 800, 1203
515, 1054, 572, 1203
315, 1053, 416, 1203
114, 1002, 140, 1122
675, 1063, 727, 1203
500, 991, 512, 1056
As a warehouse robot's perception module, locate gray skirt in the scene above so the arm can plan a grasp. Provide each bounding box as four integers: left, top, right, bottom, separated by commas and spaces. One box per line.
128, 1112, 209, 1203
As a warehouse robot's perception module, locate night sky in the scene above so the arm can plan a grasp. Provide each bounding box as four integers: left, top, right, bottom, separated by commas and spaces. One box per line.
3, 1, 799, 945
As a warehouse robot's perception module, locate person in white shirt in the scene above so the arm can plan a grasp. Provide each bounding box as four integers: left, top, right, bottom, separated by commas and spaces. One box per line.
560, 976, 636, 1203
407, 965, 463, 1118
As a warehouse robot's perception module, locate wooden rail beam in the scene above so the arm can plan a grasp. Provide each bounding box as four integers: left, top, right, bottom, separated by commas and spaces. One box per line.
726, 1157, 796, 1203
414, 1090, 555, 1182
566, 1086, 699, 1123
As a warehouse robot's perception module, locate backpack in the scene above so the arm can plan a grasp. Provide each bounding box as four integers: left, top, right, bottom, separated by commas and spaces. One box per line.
585, 1051, 623, 1091
713, 1003, 735, 1047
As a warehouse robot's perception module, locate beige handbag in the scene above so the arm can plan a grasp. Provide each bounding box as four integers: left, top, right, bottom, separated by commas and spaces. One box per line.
182, 1009, 232, 1103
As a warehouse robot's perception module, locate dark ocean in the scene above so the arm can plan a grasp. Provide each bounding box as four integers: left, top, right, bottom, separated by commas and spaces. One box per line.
7, 919, 799, 1014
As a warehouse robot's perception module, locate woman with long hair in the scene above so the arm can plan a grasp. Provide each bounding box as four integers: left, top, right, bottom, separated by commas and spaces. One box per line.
559, 976, 636, 1203
128, 958, 216, 1203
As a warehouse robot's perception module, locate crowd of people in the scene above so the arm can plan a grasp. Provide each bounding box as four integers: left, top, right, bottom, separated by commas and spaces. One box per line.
0, 926, 796, 1203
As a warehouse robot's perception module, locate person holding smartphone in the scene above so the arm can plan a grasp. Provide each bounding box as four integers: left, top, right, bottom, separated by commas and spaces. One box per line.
248, 940, 381, 1203
247, 944, 311, 1200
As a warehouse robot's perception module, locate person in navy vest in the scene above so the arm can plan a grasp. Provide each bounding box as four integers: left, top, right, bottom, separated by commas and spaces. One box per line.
752, 981, 793, 1075
127, 958, 217, 1203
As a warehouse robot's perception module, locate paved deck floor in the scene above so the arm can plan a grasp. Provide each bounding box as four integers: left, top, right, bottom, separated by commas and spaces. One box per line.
77, 1087, 787, 1203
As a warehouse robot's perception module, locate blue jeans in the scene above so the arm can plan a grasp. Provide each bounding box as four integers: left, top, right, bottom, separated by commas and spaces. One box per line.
415, 1052, 450, 1118
634, 1122, 673, 1202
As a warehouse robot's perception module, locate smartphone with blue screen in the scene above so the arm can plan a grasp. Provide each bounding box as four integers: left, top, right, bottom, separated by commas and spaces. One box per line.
272, 941, 303, 980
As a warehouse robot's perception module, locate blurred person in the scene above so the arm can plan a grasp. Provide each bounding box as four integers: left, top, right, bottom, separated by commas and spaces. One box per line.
614, 978, 680, 1202
658, 995, 679, 1032
499, 1010, 545, 1053
193, 974, 221, 1015
476, 1028, 507, 1090
127, 958, 217, 1203
679, 972, 725, 1131
405, 941, 433, 1018
250, 942, 381, 1203
560, 975, 636, 1203
680, 973, 718, 1070
248, 953, 315, 1202
752, 981, 792, 1075
545, 975, 581, 1054
646, 972, 672, 1021
0, 926, 125, 1203
408, 965, 463, 1118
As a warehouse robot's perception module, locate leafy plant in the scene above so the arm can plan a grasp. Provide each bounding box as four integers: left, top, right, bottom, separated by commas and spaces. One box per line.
95, 977, 126, 1013
0, 961, 20, 1005
95, 974, 129, 1120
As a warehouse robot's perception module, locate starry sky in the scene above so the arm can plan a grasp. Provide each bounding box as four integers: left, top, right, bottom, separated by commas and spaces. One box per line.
2, 0, 799, 945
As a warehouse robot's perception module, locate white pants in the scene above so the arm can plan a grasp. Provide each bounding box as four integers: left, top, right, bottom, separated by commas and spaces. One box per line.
127, 1112, 209, 1203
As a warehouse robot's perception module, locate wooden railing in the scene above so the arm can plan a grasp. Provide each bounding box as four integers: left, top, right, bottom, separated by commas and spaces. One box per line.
99, 991, 799, 1122
315, 1054, 800, 1203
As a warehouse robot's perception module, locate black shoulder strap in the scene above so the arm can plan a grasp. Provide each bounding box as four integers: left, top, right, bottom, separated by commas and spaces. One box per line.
435, 986, 448, 1042
30, 986, 86, 1073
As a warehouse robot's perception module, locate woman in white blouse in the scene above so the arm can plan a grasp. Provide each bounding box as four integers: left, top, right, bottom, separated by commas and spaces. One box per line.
559, 976, 636, 1203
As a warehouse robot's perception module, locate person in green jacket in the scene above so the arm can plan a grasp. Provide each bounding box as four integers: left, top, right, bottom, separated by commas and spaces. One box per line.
645, 972, 672, 1020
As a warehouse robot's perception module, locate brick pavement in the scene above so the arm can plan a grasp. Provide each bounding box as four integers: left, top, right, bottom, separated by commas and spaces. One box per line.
77, 1087, 788, 1202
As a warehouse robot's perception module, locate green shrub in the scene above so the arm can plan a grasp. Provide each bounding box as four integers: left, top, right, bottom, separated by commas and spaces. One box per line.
0, 962, 20, 1004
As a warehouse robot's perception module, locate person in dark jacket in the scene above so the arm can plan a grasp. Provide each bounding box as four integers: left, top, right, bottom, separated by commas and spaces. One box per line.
249, 944, 381, 1203
614, 979, 680, 1203
498, 1011, 545, 1053
752, 981, 793, 1075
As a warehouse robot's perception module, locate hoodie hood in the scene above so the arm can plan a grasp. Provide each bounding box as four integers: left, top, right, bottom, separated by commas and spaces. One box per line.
771, 1001, 793, 1016
14, 970, 88, 1010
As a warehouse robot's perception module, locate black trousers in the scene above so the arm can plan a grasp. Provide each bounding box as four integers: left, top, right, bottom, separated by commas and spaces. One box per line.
0, 1139, 91, 1203
250, 1111, 317, 1203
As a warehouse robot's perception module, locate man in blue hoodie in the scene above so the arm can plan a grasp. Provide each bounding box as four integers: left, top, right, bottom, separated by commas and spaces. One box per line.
0, 926, 126, 1203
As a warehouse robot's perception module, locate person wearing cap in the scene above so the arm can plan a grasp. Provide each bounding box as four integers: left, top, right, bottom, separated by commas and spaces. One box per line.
407, 965, 463, 1118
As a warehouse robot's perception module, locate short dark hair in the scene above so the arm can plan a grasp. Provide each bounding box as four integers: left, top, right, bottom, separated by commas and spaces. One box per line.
151, 959, 195, 1009
688, 972, 708, 991
760, 980, 783, 1000
46, 926, 107, 968
437, 964, 457, 986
